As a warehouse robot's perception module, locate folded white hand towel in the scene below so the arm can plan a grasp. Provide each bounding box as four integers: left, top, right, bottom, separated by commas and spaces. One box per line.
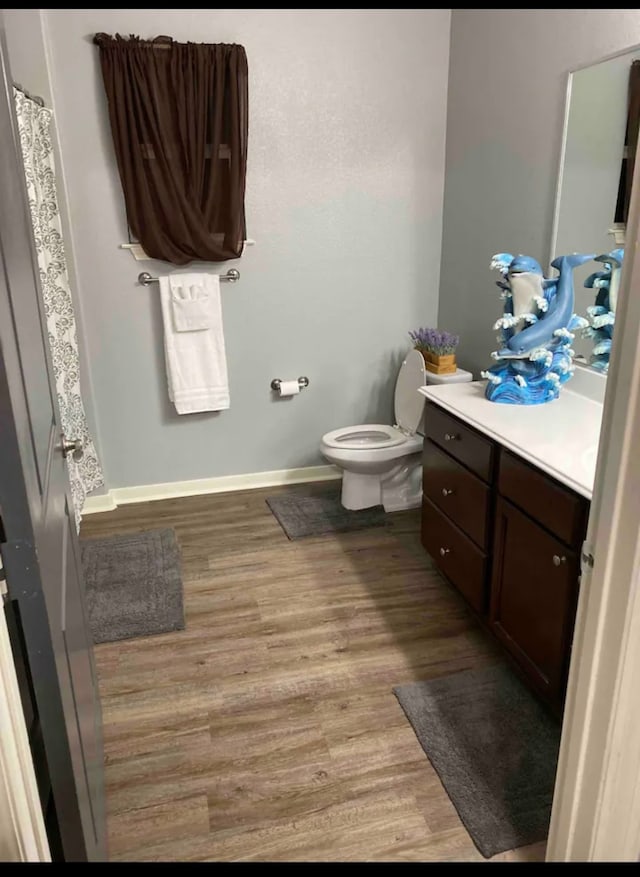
159, 272, 230, 414
169, 275, 214, 331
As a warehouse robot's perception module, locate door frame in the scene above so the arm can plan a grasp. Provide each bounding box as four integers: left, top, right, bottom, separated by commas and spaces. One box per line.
546, 112, 640, 861
0, 606, 50, 861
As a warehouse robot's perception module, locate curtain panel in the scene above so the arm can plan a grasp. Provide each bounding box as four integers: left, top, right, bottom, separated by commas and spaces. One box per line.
93, 34, 248, 265
623, 59, 640, 226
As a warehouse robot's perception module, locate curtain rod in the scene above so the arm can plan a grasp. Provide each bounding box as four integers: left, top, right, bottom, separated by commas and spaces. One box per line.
13, 83, 45, 107
93, 33, 173, 49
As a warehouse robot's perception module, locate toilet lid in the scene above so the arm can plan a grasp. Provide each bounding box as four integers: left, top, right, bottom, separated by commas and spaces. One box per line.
394, 349, 426, 434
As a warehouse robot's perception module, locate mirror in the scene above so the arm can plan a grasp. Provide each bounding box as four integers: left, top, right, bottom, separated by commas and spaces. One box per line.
551, 45, 640, 370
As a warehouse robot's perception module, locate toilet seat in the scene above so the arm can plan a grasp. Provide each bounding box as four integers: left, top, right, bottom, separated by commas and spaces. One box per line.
321, 350, 427, 454
321, 423, 407, 451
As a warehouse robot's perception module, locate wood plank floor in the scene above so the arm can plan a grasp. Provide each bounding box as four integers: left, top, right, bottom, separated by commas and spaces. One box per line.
80, 481, 547, 862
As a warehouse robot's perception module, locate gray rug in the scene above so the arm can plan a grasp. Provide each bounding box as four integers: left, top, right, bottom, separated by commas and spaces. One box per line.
393, 663, 561, 858
80, 528, 185, 644
265, 484, 387, 539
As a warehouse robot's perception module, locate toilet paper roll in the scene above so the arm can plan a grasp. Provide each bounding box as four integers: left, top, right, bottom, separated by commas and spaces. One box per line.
278, 379, 300, 397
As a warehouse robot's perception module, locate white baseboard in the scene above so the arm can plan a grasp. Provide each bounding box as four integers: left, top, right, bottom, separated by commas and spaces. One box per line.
82, 493, 118, 514
82, 465, 342, 515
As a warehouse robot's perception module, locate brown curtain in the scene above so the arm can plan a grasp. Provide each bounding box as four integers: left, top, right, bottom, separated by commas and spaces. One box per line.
93, 34, 248, 265
623, 59, 640, 225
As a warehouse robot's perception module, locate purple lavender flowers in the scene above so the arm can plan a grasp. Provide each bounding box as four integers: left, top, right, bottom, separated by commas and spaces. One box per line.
408, 327, 459, 356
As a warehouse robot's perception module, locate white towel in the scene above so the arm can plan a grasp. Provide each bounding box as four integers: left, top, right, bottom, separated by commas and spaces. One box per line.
170, 281, 215, 331
159, 272, 230, 413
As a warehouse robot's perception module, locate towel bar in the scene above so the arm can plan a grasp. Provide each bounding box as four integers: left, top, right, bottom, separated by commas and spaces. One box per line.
138, 269, 240, 286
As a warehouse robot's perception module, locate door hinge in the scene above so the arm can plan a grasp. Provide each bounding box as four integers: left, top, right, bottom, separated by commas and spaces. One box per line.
581, 541, 595, 572
0, 513, 6, 598
0, 554, 6, 598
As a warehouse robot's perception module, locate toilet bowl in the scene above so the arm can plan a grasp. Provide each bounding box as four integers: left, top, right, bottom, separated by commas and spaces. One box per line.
320, 349, 427, 512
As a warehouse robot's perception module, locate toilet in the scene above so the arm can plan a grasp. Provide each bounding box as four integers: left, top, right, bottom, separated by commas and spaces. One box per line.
320, 351, 473, 512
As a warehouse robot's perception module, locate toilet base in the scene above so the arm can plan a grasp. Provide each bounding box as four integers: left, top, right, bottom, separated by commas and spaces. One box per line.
341, 472, 382, 510
380, 456, 423, 512
340, 457, 422, 513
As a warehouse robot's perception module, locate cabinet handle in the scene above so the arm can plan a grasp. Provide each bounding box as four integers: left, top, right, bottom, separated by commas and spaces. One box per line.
553, 555, 567, 567
439, 547, 451, 557
441, 488, 453, 497
444, 433, 460, 442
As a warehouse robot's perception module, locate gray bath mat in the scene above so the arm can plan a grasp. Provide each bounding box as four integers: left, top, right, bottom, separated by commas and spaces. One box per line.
265, 484, 387, 540
80, 528, 185, 644
393, 663, 561, 858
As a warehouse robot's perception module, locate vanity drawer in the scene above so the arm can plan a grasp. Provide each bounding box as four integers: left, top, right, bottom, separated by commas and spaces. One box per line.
424, 402, 495, 483
421, 496, 488, 615
498, 449, 589, 547
422, 439, 491, 549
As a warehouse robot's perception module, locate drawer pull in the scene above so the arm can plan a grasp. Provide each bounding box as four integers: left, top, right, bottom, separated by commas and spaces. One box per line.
441, 488, 454, 497
444, 432, 460, 442
439, 547, 451, 557
553, 555, 567, 567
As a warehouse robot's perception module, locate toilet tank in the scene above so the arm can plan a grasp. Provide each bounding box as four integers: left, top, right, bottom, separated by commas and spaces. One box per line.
425, 367, 474, 386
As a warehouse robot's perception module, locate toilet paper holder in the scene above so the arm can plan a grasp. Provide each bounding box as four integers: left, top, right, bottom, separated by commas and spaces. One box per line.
271, 377, 309, 392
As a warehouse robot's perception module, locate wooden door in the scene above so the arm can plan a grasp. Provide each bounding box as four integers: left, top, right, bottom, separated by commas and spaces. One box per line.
0, 23, 105, 861
490, 496, 580, 705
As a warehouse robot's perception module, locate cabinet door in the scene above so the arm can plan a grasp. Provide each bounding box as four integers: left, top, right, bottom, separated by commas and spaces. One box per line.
490, 497, 580, 704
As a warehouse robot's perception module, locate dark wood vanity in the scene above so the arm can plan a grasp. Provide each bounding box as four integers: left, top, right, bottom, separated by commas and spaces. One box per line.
421, 400, 590, 712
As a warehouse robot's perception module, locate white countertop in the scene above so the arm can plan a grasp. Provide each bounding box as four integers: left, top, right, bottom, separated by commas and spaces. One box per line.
418, 372, 605, 500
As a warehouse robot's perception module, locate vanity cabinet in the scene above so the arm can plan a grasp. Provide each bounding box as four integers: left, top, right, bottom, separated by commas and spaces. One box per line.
421, 401, 590, 710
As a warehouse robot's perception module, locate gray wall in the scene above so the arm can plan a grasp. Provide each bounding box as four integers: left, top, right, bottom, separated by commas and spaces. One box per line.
2, 9, 104, 487
3, 9, 53, 102
43, 9, 450, 490
439, 10, 640, 378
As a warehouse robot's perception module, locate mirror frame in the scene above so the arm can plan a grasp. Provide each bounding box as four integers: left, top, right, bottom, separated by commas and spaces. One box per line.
549, 41, 640, 267
549, 43, 640, 372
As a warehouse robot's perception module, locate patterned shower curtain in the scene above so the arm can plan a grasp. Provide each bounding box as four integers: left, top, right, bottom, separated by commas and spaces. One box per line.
13, 88, 104, 530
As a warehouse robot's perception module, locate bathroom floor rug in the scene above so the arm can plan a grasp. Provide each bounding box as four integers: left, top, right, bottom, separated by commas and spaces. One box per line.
265, 482, 388, 539
80, 528, 185, 644
393, 662, 561, 858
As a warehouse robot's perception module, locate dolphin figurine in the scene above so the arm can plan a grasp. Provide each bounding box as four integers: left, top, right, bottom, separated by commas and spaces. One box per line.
594, 248, 624, 315
504, 253, 595, 355
584, 269, 611, 311
507, 255, 545, 322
